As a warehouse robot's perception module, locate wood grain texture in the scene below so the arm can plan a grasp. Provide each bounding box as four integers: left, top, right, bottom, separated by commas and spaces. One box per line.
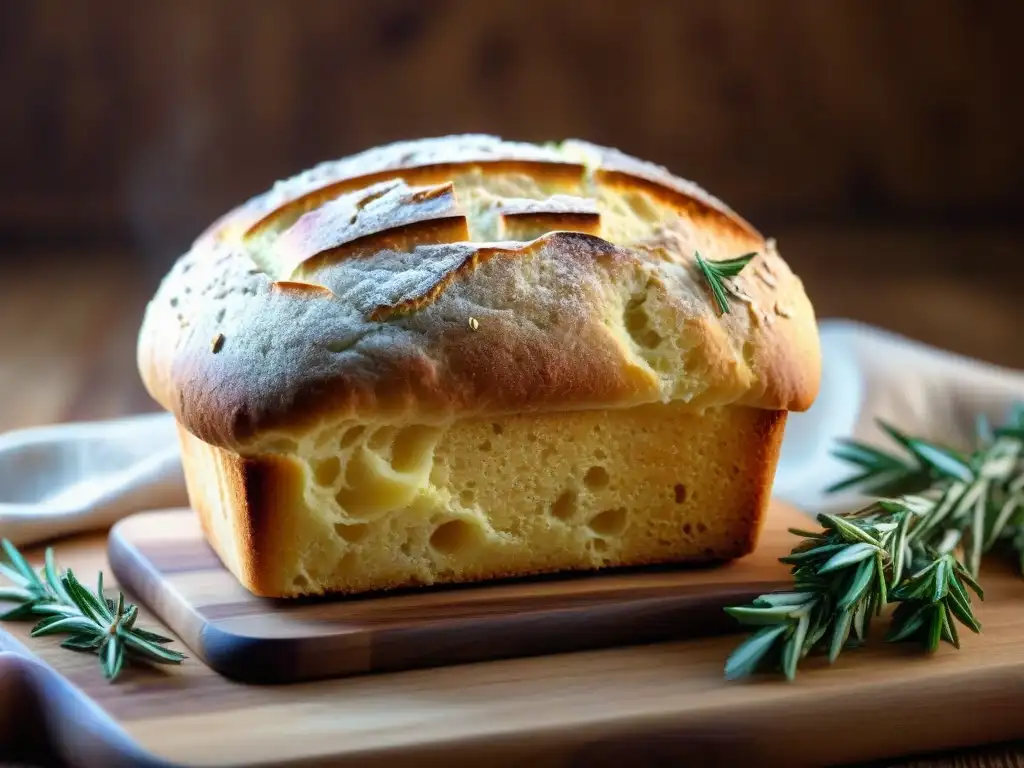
106, 506, 799, 684
3, 0, 1023, 259
5, 501, 1024, 767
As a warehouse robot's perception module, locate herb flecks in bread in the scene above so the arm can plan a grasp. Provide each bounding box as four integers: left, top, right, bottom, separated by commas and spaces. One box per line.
137, 135, 821, 598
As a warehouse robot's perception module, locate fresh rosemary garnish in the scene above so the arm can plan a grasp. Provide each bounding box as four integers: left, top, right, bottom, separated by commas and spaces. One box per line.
724, 403, 1024, 680
0, 539, 186, 681
695, 251, 756, 315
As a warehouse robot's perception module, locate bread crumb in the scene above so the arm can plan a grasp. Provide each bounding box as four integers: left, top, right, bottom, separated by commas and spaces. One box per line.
211, 333, 225, 353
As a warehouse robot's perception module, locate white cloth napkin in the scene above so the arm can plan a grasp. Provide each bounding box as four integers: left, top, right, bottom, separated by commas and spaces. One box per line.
1, 319, 1022, 548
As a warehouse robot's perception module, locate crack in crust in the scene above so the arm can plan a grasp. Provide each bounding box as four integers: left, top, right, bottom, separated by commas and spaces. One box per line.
365, 232, 609, 322
138, 135, 822, 450
243, 159, 588, 242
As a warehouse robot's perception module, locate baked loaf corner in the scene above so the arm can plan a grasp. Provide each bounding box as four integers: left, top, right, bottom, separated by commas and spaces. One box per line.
138, 135, 820, 597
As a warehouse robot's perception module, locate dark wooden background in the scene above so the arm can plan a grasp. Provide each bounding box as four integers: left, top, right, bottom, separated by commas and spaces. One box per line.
2, 1, 1022, 379
3, 1, 1023, 255
0, 0, 1021, 412
0, 3, 1023, 766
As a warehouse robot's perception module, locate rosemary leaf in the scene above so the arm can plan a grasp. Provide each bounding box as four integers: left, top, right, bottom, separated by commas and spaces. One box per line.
906, 440, 974, 483
781, 612, 810, 680
837, 558, 876, 611
118, 629, 187, 664
1, 540, 45, 591
61, 635, 104, 653
44, 548, 71, 605
943, 603, 960, 649
828, 610, 853, 663
752, 591, 817, 608
695, 251, 755, 315
0, 563, 30, 590
724, 605, 806, 625
104, 638, 125, 680
724, 625, 788, 680
724, 401, 1020, 680
0, 586, 35, 603
0, 538, 186, 682
31, 616, 103, 637
819, 515, 881, 546
818, 542, 879, 573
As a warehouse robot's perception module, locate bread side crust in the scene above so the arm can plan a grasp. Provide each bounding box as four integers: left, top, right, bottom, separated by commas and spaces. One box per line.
179, 404, 785, 599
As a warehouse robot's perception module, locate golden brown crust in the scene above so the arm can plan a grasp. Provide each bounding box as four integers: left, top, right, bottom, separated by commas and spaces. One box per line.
179, 424, 308, 596
139, 135, 820, 452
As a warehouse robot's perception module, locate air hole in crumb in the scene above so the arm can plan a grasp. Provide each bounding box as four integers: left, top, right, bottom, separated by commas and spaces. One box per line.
731, 464, 742, 477
674, 484, 688, 503
588, 507, 627, 536
391, 425, 439, 472
541, 447, 555, 461
492, 423, 504, 435
430, 519, 477, 555
683, 523, 693, 535
314, 456, 341, 486
527, 432, 538, 442
624, 296, 648, 332
584, 466, 610, 489
400, 541, 413, 556
641, 329, 662, 348
479, 439, 492, 452
550, 490, 578, 520
460, 489, 476, 506
593, 539, 608, 553
595, 448, 607, 460
625, 304, 660, 348
340, 426, 365, 448
696, 522, 708, 533
292, 574, 310, 590
334, 522, 369, 543
369, 426, 397, 450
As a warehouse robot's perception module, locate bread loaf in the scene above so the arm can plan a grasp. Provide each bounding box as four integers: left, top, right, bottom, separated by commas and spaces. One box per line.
137, 135, 821, 598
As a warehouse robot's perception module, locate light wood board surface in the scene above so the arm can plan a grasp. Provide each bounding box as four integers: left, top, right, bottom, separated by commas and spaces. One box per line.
2, 246, 1024, 766
106, 507, 795, 684
4, 499, 1024, 767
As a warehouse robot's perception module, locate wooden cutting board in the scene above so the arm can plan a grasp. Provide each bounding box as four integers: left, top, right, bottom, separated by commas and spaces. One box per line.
105, 506, 799, 684
4, 498, 1024, 768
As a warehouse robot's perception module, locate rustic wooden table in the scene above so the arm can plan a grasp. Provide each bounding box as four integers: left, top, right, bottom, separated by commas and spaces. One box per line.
0, 232, 1021, 767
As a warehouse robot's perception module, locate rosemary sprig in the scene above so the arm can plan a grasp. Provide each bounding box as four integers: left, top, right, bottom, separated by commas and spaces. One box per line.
0, 539, 186, 681
695, 251, 756, 315
724, 402, 1024, 680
